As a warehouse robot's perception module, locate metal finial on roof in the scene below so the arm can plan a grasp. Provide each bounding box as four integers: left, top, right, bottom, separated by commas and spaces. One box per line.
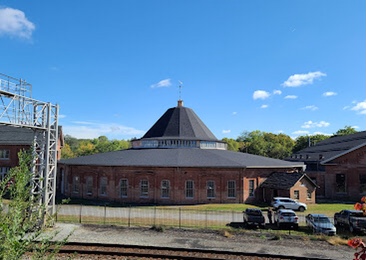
177, 81, 183, 107
178, 81, 183, 100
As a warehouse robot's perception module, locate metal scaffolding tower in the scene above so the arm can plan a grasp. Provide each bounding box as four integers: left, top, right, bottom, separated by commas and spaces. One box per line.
0, 72, 59, 219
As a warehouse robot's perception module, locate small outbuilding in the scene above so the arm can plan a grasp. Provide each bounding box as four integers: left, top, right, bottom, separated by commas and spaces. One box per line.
259, 172, 318, 204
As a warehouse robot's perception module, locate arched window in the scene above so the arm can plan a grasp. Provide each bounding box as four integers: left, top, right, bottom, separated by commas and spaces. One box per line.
207, 180, 215, 198
140, 179, 149, 197
100, 177, 108, 196
120, 179, 128, 198
161, 180, 170, 198
185, 180, 194, 199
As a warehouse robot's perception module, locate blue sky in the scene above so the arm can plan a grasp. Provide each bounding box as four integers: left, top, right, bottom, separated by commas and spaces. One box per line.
0, 1, 365, 140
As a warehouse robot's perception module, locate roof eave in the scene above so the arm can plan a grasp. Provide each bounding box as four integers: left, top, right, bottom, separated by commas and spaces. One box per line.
321, 142, 366, 165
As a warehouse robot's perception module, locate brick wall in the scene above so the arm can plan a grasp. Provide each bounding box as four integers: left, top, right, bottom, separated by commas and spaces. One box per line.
324, 146, 366, 201
59, 164, 299, 205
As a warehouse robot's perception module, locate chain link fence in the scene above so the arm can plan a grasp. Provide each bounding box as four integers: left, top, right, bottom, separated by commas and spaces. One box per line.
56, 205, 319, 230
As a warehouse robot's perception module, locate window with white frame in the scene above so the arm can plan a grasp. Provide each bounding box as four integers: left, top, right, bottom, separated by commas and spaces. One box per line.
207, 180, 215, 198
140, 179, 149, 197
307, 189, 312, 199
0, 150, 10, 159
73, 176, 80, 193
185, 180, 194, 199
248, 179, 255, 197
86, 176, 93, 195
100, 177, 107, 196
0, 167, 10, 181
294, 190, 300, 200
227, 180, 236, 198
161, 180, 170, 198
120, 179, 128, 198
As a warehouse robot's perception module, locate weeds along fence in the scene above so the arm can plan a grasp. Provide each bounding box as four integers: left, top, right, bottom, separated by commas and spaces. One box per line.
55, 205, 312, 229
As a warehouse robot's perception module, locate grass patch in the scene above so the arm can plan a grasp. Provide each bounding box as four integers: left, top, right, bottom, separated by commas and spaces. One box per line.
150, 202, 355, 216
326, 236, 349, 246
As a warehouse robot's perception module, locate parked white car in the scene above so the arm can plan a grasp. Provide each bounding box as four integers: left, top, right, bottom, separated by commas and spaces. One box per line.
271, 197, 307, 212
274, 209, 299, 229
305, 213, 336, 236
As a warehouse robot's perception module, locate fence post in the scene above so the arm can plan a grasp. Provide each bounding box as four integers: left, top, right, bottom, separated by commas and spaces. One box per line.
79, 204, 82, 223
154, 206, 156, 226
205, 209, 208, 229
104, 204, 106, 225
179, 207, 181, 229
128, 206, 131, 228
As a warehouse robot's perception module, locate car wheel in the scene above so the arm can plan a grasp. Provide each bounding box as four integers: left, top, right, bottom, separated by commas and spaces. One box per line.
298, 206, 305, 212
278, 206, 285, 209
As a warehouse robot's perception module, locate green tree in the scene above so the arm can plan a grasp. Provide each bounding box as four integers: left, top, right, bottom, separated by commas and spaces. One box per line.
0, 150, 69, 259
334, 125, 357, 136
63, 135, 131, 158
61, 143, 75, 159
237, 130, 294, 159
222, 138, 241, 151
76, 141, 96, 156
293, 134, 330, 153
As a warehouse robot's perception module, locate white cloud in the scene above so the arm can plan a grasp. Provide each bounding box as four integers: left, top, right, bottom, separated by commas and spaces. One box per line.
150, 78, 171, 88
301, 120, 330, 129
284, 95, 298, 99
260, 104, 268, 109
301, 105, 318, 111
273, 90, 282, 95
323, 91, 337, 97
282, 71, 326, 87
63, 121, 145, 139
222, 129, 231, 134
351, 100, 366, 115
253, 90, 270, 100
0, 7, 35, 39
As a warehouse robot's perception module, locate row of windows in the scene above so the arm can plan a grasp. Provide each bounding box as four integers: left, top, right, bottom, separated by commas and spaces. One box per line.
71, 177, 251, 199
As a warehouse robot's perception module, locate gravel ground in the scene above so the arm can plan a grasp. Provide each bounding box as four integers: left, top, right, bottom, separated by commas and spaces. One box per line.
52, 223, 356, 260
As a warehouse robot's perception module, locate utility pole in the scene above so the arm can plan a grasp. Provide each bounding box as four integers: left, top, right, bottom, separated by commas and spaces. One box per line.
0, 73, 59, 221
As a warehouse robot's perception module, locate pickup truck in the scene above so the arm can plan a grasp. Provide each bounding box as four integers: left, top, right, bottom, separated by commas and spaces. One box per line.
334, 210, 366, 234
243, 208, 265, 228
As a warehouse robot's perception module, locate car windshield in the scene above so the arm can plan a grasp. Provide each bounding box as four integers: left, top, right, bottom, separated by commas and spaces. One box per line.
282, 213, 295, 217
247, 210, 262, 216
315, 217, 330, 223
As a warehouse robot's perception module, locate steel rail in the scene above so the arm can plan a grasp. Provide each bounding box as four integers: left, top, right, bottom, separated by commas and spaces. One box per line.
54, 242, 333, 260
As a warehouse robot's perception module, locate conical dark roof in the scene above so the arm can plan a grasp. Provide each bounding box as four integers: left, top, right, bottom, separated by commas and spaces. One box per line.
142, 101, 218, 141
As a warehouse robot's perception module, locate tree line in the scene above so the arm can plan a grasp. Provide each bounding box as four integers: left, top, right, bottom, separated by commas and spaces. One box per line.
61, 126, 358, 160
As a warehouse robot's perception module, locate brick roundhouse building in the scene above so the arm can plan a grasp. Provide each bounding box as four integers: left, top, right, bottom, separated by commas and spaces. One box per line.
58, 101, 312, 205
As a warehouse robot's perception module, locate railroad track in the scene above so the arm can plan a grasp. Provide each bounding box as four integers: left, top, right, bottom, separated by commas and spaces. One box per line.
53, 242, 333, 260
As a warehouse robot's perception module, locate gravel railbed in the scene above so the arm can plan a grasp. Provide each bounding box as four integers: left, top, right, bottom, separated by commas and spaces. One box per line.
52, 223, 355, 260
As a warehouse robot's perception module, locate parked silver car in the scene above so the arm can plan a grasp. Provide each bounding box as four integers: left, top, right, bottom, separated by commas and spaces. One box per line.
271, 197, 307, 212
305, 213, 336, 236
274, 209, 299, 229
